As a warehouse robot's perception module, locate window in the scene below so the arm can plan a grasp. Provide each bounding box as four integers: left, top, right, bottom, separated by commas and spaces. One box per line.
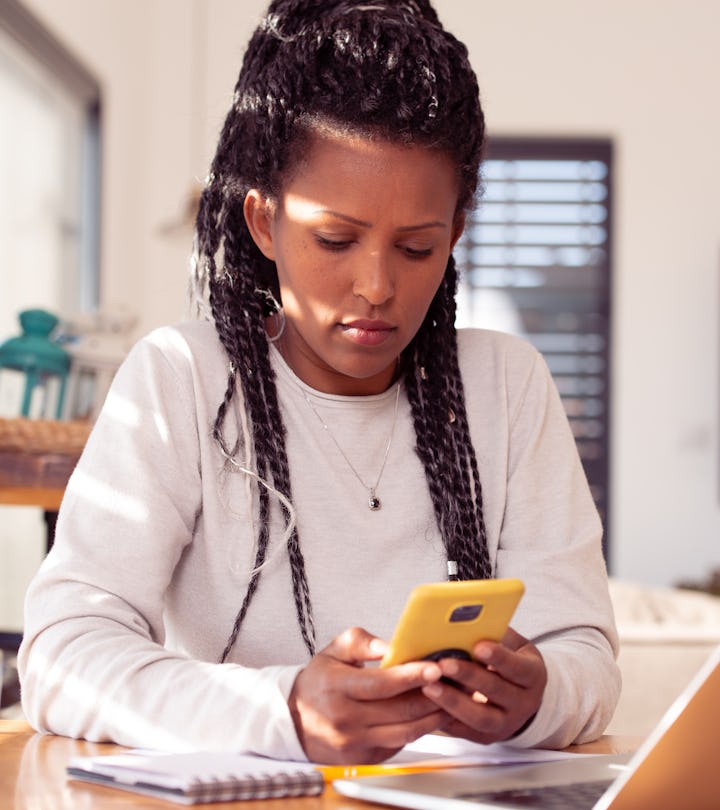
0, 0, 101, 632
456, 138, 612, 558
0, 0, 101, 343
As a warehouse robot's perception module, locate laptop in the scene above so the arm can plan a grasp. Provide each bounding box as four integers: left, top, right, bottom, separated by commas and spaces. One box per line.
334, 645, 720, 809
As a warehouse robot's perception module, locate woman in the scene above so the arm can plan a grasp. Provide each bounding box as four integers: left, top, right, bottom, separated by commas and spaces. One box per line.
19, 0, 620, 764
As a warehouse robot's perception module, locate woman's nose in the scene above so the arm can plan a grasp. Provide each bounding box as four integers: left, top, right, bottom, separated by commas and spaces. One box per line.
352, 249, 395, 306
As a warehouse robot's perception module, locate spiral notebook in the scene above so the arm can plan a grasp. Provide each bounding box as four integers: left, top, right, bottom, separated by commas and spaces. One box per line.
67, 750, 324, 804
67, 733, 592, 804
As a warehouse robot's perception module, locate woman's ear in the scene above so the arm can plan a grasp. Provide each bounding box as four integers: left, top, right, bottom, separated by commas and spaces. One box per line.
450, 212, 466, 252
243, 189, 275, 260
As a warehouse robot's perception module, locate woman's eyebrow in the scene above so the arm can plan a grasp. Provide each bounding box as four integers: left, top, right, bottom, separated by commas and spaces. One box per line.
397, 221, 447, 232
314, 209, 371, 227
314, 209, 447, 231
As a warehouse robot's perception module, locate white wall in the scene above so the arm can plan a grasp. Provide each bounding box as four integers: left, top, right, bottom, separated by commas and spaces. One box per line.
11, 0, 720, 593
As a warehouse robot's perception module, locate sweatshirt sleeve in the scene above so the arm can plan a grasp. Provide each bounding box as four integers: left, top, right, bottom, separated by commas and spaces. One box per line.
17, 328, 306, 759
492, 346, 621, 749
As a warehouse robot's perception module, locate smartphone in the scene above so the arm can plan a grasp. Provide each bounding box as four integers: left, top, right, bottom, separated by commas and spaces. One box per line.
380, 578, 524, 668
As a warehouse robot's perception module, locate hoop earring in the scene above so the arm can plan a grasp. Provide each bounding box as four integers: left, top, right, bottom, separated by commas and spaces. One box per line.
255, 287, 285, 343
268, 307, 286, 342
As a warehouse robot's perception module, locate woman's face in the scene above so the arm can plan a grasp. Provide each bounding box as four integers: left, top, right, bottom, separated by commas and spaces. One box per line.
244, 131, 464, 395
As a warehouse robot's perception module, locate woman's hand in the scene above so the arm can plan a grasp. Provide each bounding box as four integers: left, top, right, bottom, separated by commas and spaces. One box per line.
421, 627, 547, 744
288, 627, 446, 764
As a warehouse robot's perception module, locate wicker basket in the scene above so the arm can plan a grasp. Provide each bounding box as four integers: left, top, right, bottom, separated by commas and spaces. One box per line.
0, 418, 91, 489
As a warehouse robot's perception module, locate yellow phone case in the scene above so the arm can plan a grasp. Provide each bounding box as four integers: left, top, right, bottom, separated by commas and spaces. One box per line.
380, 578, 524, 668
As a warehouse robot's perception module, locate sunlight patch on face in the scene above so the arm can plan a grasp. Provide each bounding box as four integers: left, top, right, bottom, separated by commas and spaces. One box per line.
278, 286, 300, 316
282, 189, 326, 223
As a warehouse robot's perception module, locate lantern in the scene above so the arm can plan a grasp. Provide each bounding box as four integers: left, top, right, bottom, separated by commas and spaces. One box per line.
61, 310, 135, 421
0, 309, 70, 419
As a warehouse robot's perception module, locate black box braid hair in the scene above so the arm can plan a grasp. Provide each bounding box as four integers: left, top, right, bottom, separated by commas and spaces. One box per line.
192, 0, 491, 662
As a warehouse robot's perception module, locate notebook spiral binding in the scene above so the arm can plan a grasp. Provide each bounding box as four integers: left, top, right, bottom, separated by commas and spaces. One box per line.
183, 769, 325, 802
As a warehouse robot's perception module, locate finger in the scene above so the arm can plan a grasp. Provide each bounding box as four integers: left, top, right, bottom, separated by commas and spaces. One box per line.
422, 647, 546, 743
342, 659, 443, 702
346, 697, 446, 735
435, 658, 518, 708
360, 708, 448, 752
321, 626, 389, 665
472, 636, 544, 690
311, 704, 448, 765
500, 626, 528, 652
312, 631, 444, 703
292, 676, 448, 764
422, 681, 507, 741
297, 686, 443, 747
423, 674, 534, 741
360, 689, 444, 728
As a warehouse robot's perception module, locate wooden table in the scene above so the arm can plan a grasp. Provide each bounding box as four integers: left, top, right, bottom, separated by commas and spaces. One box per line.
1, 720, 638, 810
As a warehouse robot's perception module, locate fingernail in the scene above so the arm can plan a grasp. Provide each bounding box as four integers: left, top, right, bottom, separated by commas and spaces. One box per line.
474, 643, 492, 662
423, 683, 442, 699
369, 638, 387, 654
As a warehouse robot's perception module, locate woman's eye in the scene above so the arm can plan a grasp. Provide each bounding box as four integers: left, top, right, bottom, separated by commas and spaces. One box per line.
315, 235, 352, 251
403, 245, 433, 259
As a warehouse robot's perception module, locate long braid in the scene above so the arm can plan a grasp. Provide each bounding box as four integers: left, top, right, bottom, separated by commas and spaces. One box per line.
192, 0, 490, 661
206, 196, 316, 658
404, 258, 492, 580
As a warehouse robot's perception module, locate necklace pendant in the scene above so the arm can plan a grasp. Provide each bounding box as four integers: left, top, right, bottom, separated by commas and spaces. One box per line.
303, 383, 400, 514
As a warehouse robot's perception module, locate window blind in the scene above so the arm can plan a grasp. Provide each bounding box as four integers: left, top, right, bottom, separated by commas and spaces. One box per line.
456, 139, 612, 558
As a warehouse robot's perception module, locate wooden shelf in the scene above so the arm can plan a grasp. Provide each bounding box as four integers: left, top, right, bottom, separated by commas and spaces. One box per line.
0, 418, 90, 508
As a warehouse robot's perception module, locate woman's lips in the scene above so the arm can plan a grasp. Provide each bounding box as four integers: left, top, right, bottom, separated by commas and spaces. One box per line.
341, 320, 396, 346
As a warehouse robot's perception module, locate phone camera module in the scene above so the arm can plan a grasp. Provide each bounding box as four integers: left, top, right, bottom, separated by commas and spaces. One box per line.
449, 603, 483, 623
